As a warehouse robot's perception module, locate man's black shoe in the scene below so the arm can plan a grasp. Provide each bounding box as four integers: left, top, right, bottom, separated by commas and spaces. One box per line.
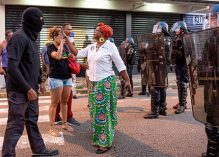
118, 95, 125, 99
144, 111, 159, 119
126, 93, 133, 97
67, 117, 80, 126
138, 91, 146, 95
159, 110, 167, 116
32, 148, 59, 156
54, 117, 62, 125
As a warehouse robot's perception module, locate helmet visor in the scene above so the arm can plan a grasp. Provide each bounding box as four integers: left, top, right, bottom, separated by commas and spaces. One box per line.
152, 24, 162, 33
170, 22, 180, 32
208, 13, 219, 28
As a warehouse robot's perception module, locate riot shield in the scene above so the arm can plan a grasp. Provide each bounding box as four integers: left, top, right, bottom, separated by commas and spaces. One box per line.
136, 33, 168, 87
183, 27, 219, 125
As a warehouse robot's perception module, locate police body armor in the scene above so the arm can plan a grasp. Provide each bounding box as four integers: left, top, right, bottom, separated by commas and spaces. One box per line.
183, 27, 219, 125
137, 33, 169, 87
147, 33, 168, 87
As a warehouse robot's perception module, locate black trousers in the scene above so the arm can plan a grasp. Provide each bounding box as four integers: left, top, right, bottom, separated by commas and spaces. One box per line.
2, 91, 46, 157
175, 64, 188, 107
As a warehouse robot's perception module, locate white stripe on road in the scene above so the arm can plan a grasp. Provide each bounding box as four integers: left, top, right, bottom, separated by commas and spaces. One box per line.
0, 115, 50, 125
0, 132, 65, 150
0, 100, 51, 106
0, 106, 49, 114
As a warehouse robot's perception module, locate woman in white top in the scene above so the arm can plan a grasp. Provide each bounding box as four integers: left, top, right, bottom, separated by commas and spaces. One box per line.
68, 22, 131, 154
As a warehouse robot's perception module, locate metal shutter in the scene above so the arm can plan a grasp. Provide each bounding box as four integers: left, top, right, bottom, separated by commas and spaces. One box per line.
5, 5, 126, 50
131, 12, 183, 73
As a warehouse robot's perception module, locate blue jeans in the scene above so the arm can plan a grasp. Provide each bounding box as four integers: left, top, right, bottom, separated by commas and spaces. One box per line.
48, 77, 72, 90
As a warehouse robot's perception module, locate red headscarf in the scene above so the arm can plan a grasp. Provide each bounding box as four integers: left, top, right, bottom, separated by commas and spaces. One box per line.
98, 22, 113, 39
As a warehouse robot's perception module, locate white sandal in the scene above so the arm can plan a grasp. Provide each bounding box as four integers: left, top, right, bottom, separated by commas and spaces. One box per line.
49, 128, 61, 137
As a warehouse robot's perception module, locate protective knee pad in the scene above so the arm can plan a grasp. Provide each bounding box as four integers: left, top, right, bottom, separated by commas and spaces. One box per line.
178, 82, 187, 106
205, 123, 219, 156
160, 88, 167, 105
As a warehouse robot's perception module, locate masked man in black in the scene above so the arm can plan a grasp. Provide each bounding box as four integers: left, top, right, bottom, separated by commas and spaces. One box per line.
2, 7, 58, 157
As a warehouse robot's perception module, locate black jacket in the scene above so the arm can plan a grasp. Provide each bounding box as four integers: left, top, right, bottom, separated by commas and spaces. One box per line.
6, 29, 41, 93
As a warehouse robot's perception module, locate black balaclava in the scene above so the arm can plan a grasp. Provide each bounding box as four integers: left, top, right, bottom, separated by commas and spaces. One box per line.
22, 7, 44, 41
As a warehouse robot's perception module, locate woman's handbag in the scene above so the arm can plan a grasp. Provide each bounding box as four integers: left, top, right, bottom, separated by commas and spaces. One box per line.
68, 56, 80, 74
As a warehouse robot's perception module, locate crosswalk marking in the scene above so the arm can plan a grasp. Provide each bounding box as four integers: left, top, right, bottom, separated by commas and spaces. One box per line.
0, 114, 50, 125
0, 96, 65, 150
0, 106, 49, 114
0, 99, 51, 106
0, 133, 65, 151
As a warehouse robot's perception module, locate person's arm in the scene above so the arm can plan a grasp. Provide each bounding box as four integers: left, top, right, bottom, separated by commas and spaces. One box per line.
64, 37, 78, 56
0, 41, 5, 75
7, 34, 32, 93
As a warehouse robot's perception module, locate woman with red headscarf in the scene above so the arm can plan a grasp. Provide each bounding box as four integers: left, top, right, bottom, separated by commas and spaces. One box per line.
67, 22, 131, 154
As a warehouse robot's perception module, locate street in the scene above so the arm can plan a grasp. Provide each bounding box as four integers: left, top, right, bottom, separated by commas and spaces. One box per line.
0, 87, 206, 157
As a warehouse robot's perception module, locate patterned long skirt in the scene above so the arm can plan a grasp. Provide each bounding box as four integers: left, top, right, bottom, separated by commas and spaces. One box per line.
89, 75, 118, 147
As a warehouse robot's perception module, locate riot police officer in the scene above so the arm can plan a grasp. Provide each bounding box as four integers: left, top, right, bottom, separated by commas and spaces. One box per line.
170, 21, 189, 114
183, 4, 219, 156
144, 21, 171, 119
118, 38, 136, 99
200, 5, 219, 157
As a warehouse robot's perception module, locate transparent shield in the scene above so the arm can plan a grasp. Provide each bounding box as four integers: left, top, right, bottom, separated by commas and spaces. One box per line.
183, 27, 219, 124
136, 33, 168, 87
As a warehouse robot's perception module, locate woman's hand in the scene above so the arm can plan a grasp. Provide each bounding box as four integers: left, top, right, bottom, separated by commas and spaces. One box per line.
68, 53, 76, 60
124, 80, 132, 94
80, 63, 89, 70
60, 38, 66, 45
40, 82, 46, 94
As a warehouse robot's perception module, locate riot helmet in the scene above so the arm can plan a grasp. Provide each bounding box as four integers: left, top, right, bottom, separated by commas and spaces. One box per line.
208, 4, 219, 28
152, 21, 168, 33
170, 21, 187, 33
125, 37, 134, 45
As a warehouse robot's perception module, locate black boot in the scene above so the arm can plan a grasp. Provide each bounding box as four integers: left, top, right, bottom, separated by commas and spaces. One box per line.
119, 80, 126, 99
159, 88, 167, 116
173, 103, 187, 109
146, 86, 151, 97
175, 106, 186, 114
175, 82, 187, 114
202, 123, 219, 157
32, 148, 59, 156
144, 89, 159, 119
139, 85, 146, 95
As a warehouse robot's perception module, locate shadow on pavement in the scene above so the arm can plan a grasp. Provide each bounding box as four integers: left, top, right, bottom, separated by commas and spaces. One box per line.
161, 110, 203, 126
63, 120, 173, 157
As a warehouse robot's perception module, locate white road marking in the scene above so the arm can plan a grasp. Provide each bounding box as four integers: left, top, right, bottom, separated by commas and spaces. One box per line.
0, 106, 49, 114
0, 132, 65, 150
0, 96, 65, 150
0, 115, 50, 125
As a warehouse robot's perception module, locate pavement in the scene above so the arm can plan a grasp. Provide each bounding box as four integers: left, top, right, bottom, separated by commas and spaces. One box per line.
0, 72, 207, 157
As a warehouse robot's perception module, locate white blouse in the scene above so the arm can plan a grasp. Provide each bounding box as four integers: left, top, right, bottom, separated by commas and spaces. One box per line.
77, 40, 126, 82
